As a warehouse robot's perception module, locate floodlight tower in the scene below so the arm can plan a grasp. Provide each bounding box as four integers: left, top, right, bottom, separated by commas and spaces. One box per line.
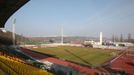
12, 18, 16, 46
100, 32, 103, 45
61, 25, 63, 44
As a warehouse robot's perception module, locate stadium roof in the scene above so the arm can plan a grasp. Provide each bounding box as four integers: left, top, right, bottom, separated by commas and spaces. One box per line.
0, 0, 29, 28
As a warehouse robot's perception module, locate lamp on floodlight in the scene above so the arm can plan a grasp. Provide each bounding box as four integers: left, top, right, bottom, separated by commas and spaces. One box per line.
100, 32, 103, 45
12, 18, 16, 46
61, 25, 64, 44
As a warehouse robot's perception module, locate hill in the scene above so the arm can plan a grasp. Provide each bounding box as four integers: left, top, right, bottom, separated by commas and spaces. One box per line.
0, 30, 37, 45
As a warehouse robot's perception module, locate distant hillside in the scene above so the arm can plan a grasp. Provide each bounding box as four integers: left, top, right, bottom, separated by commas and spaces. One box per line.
29, 36, 109, 43
0, 30, 28, 45
0, 30, 44, 45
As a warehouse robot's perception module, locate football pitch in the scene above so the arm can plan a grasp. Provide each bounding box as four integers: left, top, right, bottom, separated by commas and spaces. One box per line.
31, 46, 121, 67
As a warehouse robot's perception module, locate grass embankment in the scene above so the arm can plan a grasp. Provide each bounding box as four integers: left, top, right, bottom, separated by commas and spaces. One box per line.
31, 46, 120, 66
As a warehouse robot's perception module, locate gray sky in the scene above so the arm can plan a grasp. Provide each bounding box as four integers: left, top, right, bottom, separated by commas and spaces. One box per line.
5, 0, 134, 39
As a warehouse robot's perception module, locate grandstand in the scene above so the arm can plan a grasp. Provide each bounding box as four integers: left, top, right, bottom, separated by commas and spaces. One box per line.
0, 0, 53, 75
0, 69, 6, 75
0, 52, 52, 75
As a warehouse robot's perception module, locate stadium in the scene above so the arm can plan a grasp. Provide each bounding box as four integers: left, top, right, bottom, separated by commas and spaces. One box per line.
0, 0, 134, 75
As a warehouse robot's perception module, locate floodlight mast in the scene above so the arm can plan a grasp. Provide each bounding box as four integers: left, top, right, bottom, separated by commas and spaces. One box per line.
61, 25, 63, 44
12, 18, 16, 46
100, 32, 103, 45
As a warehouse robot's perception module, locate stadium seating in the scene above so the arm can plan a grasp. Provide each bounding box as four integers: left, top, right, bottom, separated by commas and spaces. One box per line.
0, 69, 6, 75
0, 54, 52, 75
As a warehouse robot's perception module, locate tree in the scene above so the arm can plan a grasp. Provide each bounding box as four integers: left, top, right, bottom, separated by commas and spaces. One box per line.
82, 43, 93, 47
49, 39, 54, 43
112, 34, 115, 42
128, 33, 131, 42
120, 34, 123, 42
114, 35, 119, 42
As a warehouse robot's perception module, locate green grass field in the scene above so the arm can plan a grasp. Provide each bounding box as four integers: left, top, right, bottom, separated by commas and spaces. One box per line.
31, 46, 120, 67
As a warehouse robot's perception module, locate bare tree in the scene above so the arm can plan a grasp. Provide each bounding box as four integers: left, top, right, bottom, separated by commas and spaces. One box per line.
112, 34, 115, 42
128, 33, 131, 42
120, 34, 123, 42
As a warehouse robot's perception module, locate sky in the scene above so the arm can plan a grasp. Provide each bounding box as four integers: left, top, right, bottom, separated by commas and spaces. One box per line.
5, 0, 134, 38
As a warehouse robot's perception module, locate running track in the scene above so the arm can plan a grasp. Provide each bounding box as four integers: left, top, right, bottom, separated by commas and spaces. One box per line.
20, 48, 134, 75
20, 48, 96, 75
